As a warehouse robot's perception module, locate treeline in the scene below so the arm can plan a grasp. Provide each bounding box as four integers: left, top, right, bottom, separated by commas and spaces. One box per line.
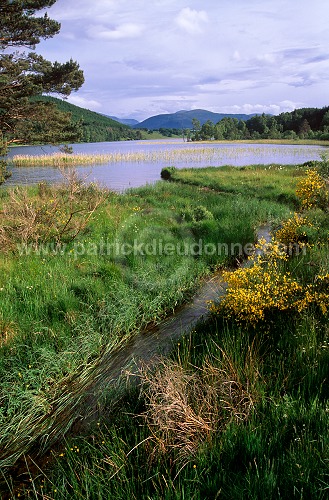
140, 127, 182, 137
192, 106, 329, 141
32, 96, 143, 143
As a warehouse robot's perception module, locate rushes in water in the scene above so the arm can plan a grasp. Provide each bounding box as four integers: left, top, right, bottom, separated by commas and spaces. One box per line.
11, 145, 324, 167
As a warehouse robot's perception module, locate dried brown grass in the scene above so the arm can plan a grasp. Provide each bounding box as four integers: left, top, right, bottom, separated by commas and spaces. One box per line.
139, 342, 260, 463
0, 317, 18, 346
0, 168, 106, 252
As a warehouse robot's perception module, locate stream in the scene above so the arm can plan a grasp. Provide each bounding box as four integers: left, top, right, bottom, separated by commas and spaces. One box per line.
1, 225, 271, 484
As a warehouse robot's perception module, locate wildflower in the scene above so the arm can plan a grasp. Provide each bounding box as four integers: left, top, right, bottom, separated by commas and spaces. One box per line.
296, 169, 328, 210
275, 213, 313, 249
211, 246, 329, 326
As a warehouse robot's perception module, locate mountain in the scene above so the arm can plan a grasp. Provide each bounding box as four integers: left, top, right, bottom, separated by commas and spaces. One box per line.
107, 116, 140, 126
32, 96, 142, 142
134, 109, 257, 130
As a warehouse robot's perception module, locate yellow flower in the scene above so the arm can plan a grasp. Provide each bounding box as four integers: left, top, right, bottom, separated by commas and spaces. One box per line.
296, 169, 328, 210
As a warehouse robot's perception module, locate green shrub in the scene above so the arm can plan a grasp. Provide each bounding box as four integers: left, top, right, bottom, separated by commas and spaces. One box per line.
160, 166, 177, 180
181, 205, 214, 223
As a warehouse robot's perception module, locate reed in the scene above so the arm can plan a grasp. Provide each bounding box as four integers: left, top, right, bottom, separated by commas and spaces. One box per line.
11, 143, 325, 168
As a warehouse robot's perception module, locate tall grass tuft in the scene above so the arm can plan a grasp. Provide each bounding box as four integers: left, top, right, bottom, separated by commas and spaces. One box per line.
139, 337, 260, 463
0, 167, 105, 250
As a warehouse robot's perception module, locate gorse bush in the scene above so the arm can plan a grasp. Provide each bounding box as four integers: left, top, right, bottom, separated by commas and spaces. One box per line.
210, 246, 329, 326
210, 249, 302, 326
296, 168, 328, 210
274, 211, 314, 249
211, 164, 329, 327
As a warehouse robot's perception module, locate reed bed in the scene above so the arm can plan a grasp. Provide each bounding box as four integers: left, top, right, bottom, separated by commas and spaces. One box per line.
11, 144, 324, 168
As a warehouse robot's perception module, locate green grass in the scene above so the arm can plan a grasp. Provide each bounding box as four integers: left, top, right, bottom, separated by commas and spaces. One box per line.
0, 175, 291, 473
169, 164, 306, 207
139, 130, 183, 140
0, 163, 328, 498
197, 138, 329, 146
13, 306, 329, 499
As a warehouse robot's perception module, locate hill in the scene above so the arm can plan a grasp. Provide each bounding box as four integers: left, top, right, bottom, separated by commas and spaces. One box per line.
134, 109, 256, 130
193, 106, 329, 140
107, 115, 140, 126
32, 96, 142, 142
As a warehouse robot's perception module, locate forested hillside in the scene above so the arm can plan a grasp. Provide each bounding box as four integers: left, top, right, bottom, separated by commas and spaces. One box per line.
28, 99, 329, 143
32, 96, 143, 142
192, 106, 329, 140
135, 109, 255, 130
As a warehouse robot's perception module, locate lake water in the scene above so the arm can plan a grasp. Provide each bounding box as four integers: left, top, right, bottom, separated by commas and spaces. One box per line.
5, 139, 326, 191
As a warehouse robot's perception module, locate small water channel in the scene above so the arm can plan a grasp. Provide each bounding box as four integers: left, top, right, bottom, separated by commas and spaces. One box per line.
0, 225, 271, 473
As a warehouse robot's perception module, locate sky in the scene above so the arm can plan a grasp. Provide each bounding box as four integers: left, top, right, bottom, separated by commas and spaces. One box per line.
36, 0, 329, 122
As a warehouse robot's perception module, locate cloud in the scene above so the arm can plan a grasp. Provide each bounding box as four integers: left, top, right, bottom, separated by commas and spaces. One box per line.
66, 95, 102, 111
218, 101, 302, 115
291, 74, 317, 87
256, 53, 277, 65
279, 100, 304, 112
232, 50, 241, 62
281, 47, 318, 60
195, 79, 260, 94
46, 0, 116, 22
87, 23, 144, 40
175, 7, 208, 34
306, 54, 329, 64
37, 0, 329, 121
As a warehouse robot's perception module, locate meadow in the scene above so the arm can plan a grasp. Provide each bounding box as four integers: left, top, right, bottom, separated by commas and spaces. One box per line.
0, 160, 328, 498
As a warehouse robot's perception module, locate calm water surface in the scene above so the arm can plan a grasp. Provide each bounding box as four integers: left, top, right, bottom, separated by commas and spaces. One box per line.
6, 139, 326, 191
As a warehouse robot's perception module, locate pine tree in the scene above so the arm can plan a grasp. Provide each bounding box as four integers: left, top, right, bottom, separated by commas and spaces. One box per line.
0, 0, 84, 183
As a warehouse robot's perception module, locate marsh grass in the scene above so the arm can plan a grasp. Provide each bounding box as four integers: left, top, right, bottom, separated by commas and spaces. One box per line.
18, 310, 329, 499
169, 164, 305, 207
11, 144, 324, 168
0, 172, 291, 473
2, 164, 328, 498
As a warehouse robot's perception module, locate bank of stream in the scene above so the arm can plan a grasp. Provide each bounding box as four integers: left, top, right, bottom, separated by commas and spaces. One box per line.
1, 225, 271, 490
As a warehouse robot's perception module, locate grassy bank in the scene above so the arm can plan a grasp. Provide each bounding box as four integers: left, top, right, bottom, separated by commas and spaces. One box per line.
22, 305, 329, 499
166, 164, 306, 206
0, 166, 292, 472
1, 162, 328, 497
194, 138, 329, 146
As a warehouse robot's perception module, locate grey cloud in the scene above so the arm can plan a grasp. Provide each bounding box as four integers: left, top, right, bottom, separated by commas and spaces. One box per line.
38, 0, 329, 120
305, 54, 329, 64
280, 47, 323, 61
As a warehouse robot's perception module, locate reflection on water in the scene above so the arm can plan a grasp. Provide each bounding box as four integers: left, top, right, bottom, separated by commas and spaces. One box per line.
5, 140, 325, 191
